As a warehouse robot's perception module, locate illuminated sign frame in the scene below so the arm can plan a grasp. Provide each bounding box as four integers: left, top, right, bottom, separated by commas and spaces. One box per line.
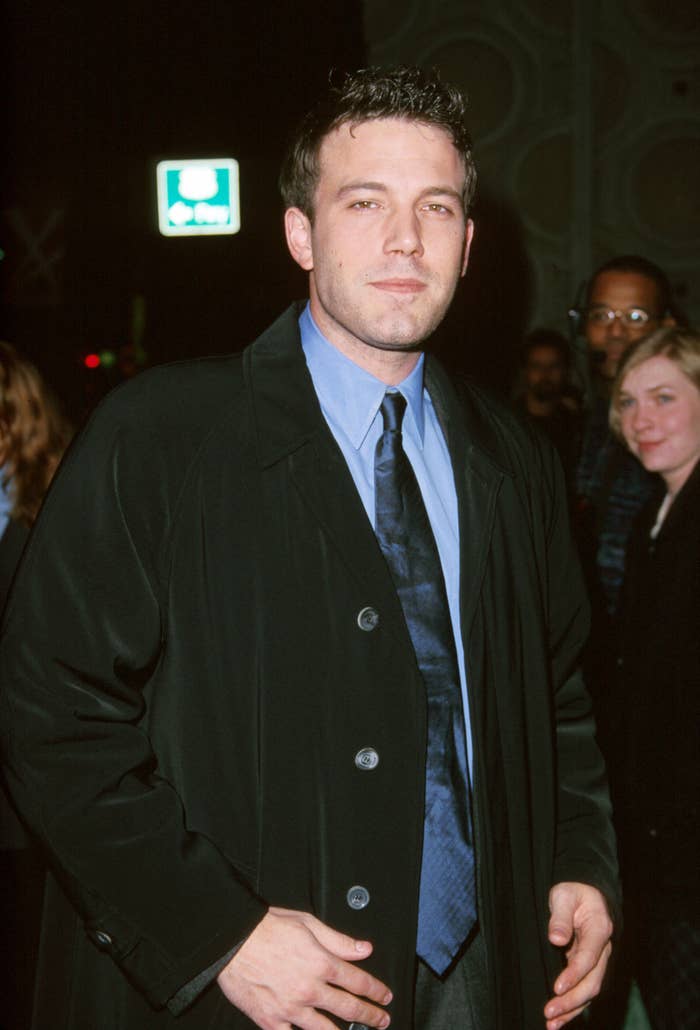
156, 158, 240, 237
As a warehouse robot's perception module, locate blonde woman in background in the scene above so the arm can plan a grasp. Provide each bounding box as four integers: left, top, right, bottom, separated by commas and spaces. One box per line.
608, 327, 700, 1030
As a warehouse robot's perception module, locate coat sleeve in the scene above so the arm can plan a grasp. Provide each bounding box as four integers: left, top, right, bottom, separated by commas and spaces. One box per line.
0, 378, 267, 1010
539, 439, 621, 920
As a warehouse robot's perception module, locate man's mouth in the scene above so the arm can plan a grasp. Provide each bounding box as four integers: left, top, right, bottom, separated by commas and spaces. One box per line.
370, 278, 427, 294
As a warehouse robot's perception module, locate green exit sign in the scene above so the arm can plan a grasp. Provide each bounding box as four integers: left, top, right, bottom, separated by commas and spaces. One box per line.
156, 158, 240, 237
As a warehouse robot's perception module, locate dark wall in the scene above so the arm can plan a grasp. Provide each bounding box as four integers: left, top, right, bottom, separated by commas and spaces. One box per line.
364, 0, 700, 394
2, 0, 365, 418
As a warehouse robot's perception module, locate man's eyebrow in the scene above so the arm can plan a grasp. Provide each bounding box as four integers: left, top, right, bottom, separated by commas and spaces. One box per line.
336, 181, 388, 198
336, 182, 464, 203
588, 303, 651, 311
418, 185, 464, 203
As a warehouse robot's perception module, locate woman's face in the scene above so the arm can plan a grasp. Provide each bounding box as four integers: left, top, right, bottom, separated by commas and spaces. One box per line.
619, 354, 700, 495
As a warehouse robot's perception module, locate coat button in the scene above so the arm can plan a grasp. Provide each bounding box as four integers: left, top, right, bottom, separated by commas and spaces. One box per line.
354, 747, 379, 771
94, 930, 113, 949
346, 885, 370, 910
357, 606, 379, 632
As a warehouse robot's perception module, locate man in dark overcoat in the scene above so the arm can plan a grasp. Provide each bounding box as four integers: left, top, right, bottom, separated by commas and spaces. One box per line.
0, 68, 618, 1030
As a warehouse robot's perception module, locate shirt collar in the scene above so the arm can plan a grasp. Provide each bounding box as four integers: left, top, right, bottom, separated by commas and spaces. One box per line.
299, 303, 426, 450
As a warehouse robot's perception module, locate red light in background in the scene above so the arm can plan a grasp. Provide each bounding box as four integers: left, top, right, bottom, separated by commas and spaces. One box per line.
84, 353, 101, 369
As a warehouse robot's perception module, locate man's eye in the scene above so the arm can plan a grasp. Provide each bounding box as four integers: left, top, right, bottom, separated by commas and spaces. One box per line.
657, 393, 674, 405
627, 309, 648, 325
424, 203, 450, 214
351, 200, 377, 210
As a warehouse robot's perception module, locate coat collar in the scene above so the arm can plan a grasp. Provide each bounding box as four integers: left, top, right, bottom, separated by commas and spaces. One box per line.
243, 304, 408, 641
244, 303, 512, 481
242, 304, 323, 469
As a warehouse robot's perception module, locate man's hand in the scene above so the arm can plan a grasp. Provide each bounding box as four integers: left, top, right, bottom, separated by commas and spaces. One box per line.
543, 882, 613, 1030
216, 906, 393, 1029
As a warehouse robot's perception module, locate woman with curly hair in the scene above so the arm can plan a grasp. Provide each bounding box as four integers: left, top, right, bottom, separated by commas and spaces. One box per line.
0, 341, 72, 1030
0, 341, 73, 520
0, 342, 73, 599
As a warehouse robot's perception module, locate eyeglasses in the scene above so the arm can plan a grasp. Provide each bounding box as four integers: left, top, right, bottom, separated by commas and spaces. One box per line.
585, 306, 657, 328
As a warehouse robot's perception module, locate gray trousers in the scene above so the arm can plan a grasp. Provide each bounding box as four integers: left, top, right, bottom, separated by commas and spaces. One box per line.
414, 933, 493, 1029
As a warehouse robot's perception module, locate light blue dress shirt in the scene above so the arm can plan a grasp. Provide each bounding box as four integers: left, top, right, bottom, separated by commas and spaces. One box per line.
299, 304, 473, 778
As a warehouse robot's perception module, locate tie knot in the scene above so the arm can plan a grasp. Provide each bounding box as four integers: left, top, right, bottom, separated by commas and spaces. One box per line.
380, 391, 407, 434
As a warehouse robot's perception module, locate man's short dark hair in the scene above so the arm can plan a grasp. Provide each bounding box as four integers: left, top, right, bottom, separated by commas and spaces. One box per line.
520, 329, 570, 368
586, 254, 672, 317
279, 66, 477, 220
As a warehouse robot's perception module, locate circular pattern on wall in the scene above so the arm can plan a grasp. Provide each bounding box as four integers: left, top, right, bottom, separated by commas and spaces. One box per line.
420, 38, 517, 145
593, 44, 630, 138
627, 0, 700, 40
631, 135, 700, 244
515, 0, 571, 34
363, 0, 420, 50
515, 133, 572, 238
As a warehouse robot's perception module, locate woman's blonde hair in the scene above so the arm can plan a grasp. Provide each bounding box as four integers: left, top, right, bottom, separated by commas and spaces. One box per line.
0, 342, 73, 525
609, 327, 700, 440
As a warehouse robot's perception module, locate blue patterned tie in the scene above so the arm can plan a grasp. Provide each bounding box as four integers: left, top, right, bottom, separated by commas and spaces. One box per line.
374, 390, 476, 975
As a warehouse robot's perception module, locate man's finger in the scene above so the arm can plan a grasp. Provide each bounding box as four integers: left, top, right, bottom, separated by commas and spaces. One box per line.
547, 883, 614, 990
269, 908, 392, 1005
547, 884, 577, 946
553, 928, 611, 995
289, 909, 376, 963
316, 983, 393, 1028
325, 953, 394, 1006
545, 1002, 589, 1030
545, 941, 611, 1027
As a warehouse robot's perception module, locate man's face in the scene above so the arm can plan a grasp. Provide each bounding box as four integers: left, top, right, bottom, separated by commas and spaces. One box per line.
585, 270, 664, 380
284, 118, 473, 372
524, 345, 566, 402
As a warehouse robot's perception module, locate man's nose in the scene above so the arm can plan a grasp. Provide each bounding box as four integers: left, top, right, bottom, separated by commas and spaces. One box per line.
384, 207, 423, 256
607, 316, 628, 339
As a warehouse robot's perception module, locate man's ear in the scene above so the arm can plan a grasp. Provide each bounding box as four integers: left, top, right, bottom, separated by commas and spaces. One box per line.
460, 219, 475, 278
284, 207, 314, 271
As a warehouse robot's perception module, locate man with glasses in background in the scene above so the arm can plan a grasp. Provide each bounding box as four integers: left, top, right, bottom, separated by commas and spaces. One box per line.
574, 254, 675, 617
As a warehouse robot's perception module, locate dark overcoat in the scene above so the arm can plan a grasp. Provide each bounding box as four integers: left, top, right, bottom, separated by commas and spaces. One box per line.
0, 306, 618, 1029
613, 459, 700, 920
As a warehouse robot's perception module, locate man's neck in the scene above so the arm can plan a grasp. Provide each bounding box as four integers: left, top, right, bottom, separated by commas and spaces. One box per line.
339, 342, 422, 386
306, 300, 424, 386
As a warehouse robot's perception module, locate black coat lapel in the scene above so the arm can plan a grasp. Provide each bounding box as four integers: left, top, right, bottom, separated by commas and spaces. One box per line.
425, 359, 508, 640
244, 305, 413, 640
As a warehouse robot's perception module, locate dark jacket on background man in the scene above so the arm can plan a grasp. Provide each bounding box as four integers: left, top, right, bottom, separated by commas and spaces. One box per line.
0, 306, 619, 1029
